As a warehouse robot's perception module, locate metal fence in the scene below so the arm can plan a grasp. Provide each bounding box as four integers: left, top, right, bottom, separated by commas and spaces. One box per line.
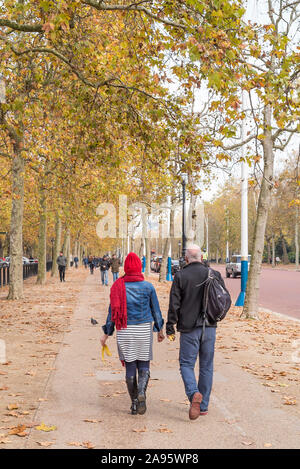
0, 261, 53, 288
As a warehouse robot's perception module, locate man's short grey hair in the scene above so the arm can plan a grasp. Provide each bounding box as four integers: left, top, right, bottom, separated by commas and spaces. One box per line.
186, 244, 202, 262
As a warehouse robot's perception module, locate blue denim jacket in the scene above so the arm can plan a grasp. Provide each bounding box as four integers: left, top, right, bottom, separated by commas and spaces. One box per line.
102, 281, 164, 336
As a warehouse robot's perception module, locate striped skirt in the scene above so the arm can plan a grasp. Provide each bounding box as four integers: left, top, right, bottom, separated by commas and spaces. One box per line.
116, 322, 153, 362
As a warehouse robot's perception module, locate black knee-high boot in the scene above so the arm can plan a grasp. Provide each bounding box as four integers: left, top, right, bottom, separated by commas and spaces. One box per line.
137, 369, 150, 415
126, 376, 138, 415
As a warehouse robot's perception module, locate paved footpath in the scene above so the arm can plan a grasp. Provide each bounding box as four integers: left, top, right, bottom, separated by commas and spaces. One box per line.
24, 272, 300, 449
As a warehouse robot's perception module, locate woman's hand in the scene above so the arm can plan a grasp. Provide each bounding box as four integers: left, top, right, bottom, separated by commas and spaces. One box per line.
157, 330, 165, 342
100, 334, 108, 347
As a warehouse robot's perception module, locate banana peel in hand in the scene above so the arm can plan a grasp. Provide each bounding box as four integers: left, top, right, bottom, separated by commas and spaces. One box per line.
168, 334, 175, 342
101, 344, 112, 361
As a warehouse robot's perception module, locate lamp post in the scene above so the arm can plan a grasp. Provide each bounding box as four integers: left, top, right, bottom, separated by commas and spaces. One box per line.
166, 195, 172, 281
235, 91, 248, 306
225, 206, 229, 263
181, 173, 188, 259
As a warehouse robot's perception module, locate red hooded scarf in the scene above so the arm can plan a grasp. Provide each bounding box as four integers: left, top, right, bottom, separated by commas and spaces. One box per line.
110, 252, 144, 331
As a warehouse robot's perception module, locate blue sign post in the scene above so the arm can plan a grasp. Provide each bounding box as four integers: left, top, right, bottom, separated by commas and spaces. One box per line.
142, 255, 146, 273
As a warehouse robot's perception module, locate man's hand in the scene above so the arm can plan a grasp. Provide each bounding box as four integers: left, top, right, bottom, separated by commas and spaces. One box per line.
100, 334, 108, 347
157, 331, 165, 342
167, 334, 175, 342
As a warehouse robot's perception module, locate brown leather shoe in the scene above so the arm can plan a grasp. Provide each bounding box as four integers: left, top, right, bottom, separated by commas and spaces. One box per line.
189, 392, 202, 420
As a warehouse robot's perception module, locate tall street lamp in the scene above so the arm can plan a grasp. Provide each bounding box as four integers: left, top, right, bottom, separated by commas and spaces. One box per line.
181, 173, 188, 259
236, 91, 249, 307
166, 195, 172, 281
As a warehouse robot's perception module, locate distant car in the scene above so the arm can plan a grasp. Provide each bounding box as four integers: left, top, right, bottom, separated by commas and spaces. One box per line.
226, 255, 251, 278
171, 259, 180, 276
5, 256, 31, 265
150, 257, 157, 272
0, 259, 9, 268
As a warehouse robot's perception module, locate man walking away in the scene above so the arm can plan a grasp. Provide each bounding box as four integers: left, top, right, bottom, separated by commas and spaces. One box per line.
166, 244, 222, 420
74, 256, 79, 268
100, 255, 110, 286
110, 253, 121, 282
57, 251, 67, 282
88, 255, 95, 274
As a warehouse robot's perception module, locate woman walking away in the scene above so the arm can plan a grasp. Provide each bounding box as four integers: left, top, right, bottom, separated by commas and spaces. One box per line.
101, 252, 165, 415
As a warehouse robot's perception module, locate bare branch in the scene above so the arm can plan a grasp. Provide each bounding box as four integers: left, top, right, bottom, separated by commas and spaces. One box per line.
0, 18, 43, 32
82, 0, 187, 30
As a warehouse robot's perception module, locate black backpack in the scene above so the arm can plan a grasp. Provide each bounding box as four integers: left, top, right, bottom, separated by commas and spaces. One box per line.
202, 268, 231, 323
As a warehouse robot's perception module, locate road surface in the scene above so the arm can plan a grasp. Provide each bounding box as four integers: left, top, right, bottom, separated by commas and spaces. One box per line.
213, 265, 300, 320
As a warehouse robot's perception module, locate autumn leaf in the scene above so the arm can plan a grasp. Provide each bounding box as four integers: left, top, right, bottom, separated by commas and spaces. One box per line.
132, 427, 147, 433
82, 441, 96, 449
7, 404, 18, 410
35, 422, 57, 432
8, 425, 28, 437
0, 435, 11, 444
83, 419, 102, 423
157, 427, 173, 433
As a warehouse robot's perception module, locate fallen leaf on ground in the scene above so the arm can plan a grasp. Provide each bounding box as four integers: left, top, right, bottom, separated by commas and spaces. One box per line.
7, 404, 19, 411
157, 427, 173, 433
83, 419, 102, 423
132, 427, 147, 433
67, 441, 82, 447
241, 441, 253, 446
160, 399, 171, 402
36, 441, 55, 447
82, 441, 95, 449
283, 399, 297, 405
8, 425, 28, 437
264, 443, 272, 448
35, 422, 57, 432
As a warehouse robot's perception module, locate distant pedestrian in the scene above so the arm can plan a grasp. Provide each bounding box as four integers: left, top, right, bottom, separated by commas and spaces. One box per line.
56, 251, 67, 282
74, 256, 79, 268
166, 244, 224, 420
110, 253, 121, 282
88, 255, 95, 274
100, 255, 110, 286
83, 257, 88, 269
101, 252, 164, 415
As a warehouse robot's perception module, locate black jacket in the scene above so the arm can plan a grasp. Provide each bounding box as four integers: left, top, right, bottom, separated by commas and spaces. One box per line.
100, 258, 111, 271
166, 262, 219, 335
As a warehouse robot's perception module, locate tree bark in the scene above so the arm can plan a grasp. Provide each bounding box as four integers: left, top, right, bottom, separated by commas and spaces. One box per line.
145, 237, 151, 276
66, 229, 71, 269
8, 145, 24, 300
272, 234, 275, 268
295, 205, 299, 270
280, 232, 289, 264
51, 213, 61, 277
266, 238, 271, 264
243, 105, 274, 319
36, 187, 47, 285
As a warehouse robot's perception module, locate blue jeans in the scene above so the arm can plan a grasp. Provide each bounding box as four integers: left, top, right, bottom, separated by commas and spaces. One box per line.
101, 270, 108, 285
113, 272, 119, 282
179, 327, 216, 411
